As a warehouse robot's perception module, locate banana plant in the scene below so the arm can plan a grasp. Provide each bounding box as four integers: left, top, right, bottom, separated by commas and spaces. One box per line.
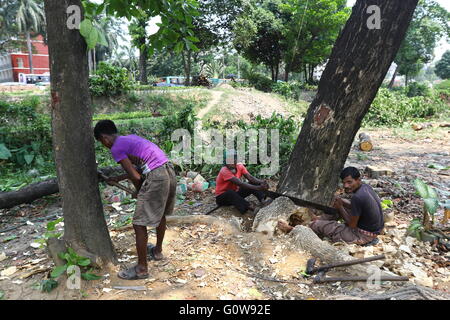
413, 179, 439, 231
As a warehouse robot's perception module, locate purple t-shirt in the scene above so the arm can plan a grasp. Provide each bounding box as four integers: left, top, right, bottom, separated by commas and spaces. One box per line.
111, 135, 168, 174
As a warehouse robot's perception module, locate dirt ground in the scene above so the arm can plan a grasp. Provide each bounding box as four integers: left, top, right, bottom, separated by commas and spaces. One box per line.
0, 88, 449, 300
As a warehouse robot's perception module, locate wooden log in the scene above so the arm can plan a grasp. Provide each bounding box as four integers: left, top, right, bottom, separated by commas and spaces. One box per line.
411, 123, 433, 131
0, 166, 124, 209
289, 225, 395, 277
358, 133, 373, 151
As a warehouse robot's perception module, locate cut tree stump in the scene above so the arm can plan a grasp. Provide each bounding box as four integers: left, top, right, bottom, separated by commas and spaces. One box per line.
358, 133, 373, 151
364, 166, 394, 179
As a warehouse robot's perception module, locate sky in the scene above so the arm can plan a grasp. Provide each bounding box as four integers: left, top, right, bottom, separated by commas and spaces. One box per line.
116, 0, 449, 64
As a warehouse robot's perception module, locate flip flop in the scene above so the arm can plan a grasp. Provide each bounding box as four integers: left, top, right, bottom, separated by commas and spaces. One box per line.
117, 265, 148, 280
147, 244, 163, 261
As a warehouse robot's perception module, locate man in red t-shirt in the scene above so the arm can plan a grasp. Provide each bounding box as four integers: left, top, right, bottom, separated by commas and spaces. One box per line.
215, 151, 269, 214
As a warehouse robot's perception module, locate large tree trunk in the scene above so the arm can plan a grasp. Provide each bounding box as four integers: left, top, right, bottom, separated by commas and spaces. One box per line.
44, 0, 117, 264
388, 65, 398, 88
277, 0, 418, 206
26, 31, 34, 74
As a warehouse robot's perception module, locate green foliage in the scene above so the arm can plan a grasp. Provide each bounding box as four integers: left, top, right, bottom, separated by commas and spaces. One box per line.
89, 62, 133, 97
79, 18, 108, 49
93, 111, 154, 121
33, 217, 64, 248
435, 51, 450, 80
414, 179, 439, 215
362, 88, 447, 127
50, 247, 102, 282
32, 279, 59, 293
271, 81, 317, 100
405, 82, 431, 97
407, 218, 425, 240
246, 72, 273, 92
0, 98, 52, 168
381, 199, 394, 210
394, 0, 450, 84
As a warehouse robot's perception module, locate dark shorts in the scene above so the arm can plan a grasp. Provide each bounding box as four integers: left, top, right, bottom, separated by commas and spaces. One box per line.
133, 162, 176, 227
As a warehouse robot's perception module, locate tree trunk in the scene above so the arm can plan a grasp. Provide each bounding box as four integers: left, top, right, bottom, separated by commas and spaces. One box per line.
277, 0, 418, 206
138, 42, 148, 84
284, 63, 290, 82
182, 50, 192, 86
26, 31, 34, 74
275, 63, 279, 82
44, 0, 117, 264
405, 73, 409, 87
388, 65, 398, 88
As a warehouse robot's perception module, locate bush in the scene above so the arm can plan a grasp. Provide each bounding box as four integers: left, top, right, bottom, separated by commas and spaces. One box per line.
0, 98, 52, 168
246, 72, 273, 92
362, 88, 447, 127
89, 62, 133, 97
405, 82, 431, 97
271, 81, 305, 100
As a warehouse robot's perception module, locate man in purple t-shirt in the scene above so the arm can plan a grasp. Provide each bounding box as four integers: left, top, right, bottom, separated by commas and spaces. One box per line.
94, 120, 176, 280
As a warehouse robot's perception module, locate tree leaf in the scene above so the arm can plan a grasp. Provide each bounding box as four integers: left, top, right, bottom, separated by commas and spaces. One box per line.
81, 273, 102, 280
77, 258, 91, 267
50, 265, 67, 278
97, 29, 108, 47
424, 198, 439, 215
0, 143, 12, 160
24, 154, 34, 165
426, 185, 438, 200
413, 179, 429, 198
86, 28, 99, 49
79, 19, 93, 38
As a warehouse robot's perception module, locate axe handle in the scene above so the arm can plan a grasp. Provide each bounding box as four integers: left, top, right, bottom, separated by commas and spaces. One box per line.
314, 275, 409, 284
98, 173, 136, 195
311, 254, 386, 274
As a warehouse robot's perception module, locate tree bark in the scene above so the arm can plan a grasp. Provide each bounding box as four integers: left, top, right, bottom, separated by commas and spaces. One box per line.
277, 0, 418, 206
284, 63, 290, 82
44, 0, 117, 264
26, 31, 34, 74
138, 42, 148, 84
182, 50, 192, 86
388, 65, 398, 88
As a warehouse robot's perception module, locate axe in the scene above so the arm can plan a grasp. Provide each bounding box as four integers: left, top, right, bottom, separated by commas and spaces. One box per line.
98, 172, 136, 196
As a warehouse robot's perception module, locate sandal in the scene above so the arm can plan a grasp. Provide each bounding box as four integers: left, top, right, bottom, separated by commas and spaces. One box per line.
147, 244, 163, 261
117, 265, 148, 280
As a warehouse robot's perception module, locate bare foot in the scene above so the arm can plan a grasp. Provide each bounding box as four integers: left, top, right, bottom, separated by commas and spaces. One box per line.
277, 220, 294, 234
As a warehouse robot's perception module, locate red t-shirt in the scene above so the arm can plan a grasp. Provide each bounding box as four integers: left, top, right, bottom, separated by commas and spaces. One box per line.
215, 164, 249, 196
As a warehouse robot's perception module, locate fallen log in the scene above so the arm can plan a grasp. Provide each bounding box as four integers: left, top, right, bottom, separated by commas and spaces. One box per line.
289, 225, 395, 277
411, 123, 433, 131
0, 166, 124, 209
358, 133, 373, 151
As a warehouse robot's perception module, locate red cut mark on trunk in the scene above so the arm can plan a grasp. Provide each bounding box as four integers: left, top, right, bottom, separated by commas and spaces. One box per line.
51, 91, 60, 109
314, 105, 331, 126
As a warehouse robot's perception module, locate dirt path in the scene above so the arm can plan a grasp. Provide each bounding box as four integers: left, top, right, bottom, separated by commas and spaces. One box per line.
197, 90, 223, 119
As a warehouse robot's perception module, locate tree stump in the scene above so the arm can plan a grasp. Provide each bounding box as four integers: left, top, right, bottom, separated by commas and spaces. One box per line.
358, 133, 373, 151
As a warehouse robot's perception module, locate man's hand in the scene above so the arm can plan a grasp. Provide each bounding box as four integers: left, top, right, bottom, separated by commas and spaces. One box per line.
333, 196, 344, 209
261, 181, 269, 190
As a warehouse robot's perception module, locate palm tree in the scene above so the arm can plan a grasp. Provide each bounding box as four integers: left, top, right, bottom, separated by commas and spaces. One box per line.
16, 0, 45, 74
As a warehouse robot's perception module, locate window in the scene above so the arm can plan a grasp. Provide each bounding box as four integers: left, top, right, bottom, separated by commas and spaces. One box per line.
17, 58, 24, 68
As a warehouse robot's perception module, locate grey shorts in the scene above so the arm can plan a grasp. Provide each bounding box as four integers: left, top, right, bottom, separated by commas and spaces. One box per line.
133, 162, 177, 227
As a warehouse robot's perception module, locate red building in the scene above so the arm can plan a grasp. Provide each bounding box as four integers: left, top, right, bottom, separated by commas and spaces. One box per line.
0, 34, 50, 83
